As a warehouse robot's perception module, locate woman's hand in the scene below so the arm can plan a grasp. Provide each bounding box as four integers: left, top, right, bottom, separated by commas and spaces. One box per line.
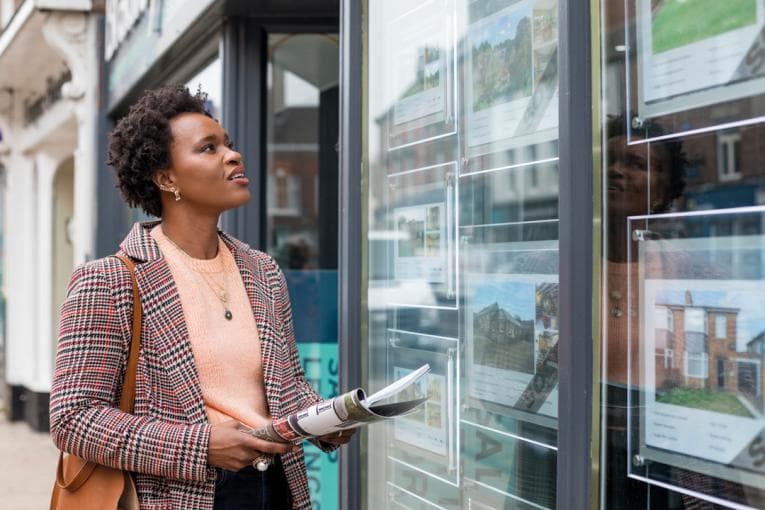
208, 420, 294, 471
317, 428, 356, 446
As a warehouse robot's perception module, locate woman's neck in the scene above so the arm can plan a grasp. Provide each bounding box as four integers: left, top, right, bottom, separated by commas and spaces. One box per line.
159, 213, 220, 260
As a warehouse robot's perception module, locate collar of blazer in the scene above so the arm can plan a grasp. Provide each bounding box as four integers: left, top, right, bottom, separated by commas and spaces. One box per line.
115, 221, 284, 423
119, 220, 252, 263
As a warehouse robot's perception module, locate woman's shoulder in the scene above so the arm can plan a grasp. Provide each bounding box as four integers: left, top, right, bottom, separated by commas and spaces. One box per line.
67, 255, 134, 290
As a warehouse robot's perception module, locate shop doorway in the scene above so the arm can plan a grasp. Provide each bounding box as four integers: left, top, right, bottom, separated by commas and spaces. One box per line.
265, 31, 340, 509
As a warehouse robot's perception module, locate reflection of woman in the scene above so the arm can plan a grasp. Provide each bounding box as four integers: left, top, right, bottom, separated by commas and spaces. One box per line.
605, 115, 687, 385
50, 86, 352, 510
603, 117, 749, 508
603, 114, 687, 509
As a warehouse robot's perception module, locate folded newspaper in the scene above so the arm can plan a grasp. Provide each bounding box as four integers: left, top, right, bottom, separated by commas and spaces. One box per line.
245, 364, 430, 470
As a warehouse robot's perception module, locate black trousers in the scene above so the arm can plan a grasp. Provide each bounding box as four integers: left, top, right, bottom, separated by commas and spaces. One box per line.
214, 456, 292, 510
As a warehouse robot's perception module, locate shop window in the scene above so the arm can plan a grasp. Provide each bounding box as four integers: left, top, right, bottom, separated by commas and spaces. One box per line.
717, 131, 742, 182
268, 169, 301, 216
364, 0, 560, 507
529, 165, 539, 189
600, 0, 765, 507
265, 33, 338, 272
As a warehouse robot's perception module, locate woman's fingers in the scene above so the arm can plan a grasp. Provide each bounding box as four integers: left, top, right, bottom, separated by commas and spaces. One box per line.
238, 429, 294, 455
208, 420, 294, 470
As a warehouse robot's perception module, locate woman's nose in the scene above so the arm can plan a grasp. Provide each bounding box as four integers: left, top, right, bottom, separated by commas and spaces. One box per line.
608, 162, 626, 178
225, 148, 242, 165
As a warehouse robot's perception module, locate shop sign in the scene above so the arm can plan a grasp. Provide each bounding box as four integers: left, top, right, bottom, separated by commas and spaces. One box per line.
105, 0, 150, 60
297, 342, 339, 510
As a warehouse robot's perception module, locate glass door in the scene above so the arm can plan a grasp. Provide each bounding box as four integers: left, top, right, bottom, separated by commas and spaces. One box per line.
364, 0, 561, 507
265, 31, 340, 509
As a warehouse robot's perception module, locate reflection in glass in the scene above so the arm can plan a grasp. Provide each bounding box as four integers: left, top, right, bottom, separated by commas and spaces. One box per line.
365, 0, 559, 507
601, 0, 765, 507
265, 33, 340, 510
266, 33, 339, 270
185, 56, 222, 121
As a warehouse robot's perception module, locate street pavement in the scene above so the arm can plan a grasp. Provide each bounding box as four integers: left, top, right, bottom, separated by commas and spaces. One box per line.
0, 415, 58, 509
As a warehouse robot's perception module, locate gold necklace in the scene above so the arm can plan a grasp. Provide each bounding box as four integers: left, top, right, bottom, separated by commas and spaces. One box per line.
198, 271, 233, 321
161, 229, 233, 321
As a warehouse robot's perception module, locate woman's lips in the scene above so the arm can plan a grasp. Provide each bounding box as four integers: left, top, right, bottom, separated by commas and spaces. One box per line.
229, 176, 249, 185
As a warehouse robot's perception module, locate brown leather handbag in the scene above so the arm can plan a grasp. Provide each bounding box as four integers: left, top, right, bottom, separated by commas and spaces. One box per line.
50, 254, 142, 510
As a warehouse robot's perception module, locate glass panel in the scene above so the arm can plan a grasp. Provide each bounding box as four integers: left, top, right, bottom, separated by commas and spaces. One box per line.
185, 55, 223, 121
265, 32, 340, 509
600, 0, 765, 507
364, 0, 560, 507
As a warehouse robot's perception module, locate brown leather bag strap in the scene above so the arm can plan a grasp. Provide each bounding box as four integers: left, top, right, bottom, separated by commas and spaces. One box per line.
56, 255, 142, 490
115, 254, 142, 413
55, 451, 96, 490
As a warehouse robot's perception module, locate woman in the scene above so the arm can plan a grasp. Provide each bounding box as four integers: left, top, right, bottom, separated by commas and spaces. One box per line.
602, 114, 687, 509
603, 115, 748, 509
49, 85, 353, 510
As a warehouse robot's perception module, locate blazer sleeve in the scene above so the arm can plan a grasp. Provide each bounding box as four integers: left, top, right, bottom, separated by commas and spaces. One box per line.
270, 257, 339, 452
49, 261, 211, 482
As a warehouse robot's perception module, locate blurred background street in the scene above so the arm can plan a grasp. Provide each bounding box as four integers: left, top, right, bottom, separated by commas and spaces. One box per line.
0, 411, 58, 509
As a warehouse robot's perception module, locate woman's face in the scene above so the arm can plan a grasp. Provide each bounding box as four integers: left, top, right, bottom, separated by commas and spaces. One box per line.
160, 112, 250, 215
607, 135, 670, 218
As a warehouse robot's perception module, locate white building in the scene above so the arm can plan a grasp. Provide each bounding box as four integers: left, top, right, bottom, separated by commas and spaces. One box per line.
0, 0, 101, 430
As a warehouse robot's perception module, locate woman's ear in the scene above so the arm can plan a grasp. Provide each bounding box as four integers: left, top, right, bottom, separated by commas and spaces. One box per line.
153, 171, 174, 191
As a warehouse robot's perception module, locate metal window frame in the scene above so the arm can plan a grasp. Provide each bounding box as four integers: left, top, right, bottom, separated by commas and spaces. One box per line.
558, 0, 595, 509
221, 18, 267, 246
338, 0, 363, 509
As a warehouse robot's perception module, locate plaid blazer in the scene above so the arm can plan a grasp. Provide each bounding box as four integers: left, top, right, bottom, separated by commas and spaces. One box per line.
50, 221, 325, 509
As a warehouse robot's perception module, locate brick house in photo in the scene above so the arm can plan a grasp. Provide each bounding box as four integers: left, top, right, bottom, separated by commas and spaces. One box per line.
474, 302, 535, 372
654, 290, 765, 412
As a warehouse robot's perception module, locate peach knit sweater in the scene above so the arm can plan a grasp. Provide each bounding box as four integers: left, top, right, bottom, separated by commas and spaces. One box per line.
151, 226, 271, 429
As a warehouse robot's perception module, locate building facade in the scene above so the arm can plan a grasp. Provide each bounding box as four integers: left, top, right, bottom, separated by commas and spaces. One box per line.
0, 0, 101, 431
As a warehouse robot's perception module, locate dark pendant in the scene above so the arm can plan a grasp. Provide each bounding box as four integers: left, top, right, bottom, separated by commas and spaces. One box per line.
225, 310, 233, 320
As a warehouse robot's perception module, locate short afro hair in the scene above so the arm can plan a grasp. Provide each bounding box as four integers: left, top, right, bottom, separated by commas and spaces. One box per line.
607, 114, 687, 212
107, 84, 211, 218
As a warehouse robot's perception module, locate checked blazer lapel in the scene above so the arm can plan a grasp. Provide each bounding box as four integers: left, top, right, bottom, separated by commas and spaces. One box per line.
120, 222, 207, 424
139, 259, 208, 423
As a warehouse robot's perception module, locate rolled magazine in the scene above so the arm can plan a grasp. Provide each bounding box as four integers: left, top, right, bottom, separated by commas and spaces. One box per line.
245, 364, 430, 470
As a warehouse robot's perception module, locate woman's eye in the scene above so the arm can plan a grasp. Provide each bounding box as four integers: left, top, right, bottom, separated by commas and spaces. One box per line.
202, 144, 216, 153
627, 156, 646, 170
